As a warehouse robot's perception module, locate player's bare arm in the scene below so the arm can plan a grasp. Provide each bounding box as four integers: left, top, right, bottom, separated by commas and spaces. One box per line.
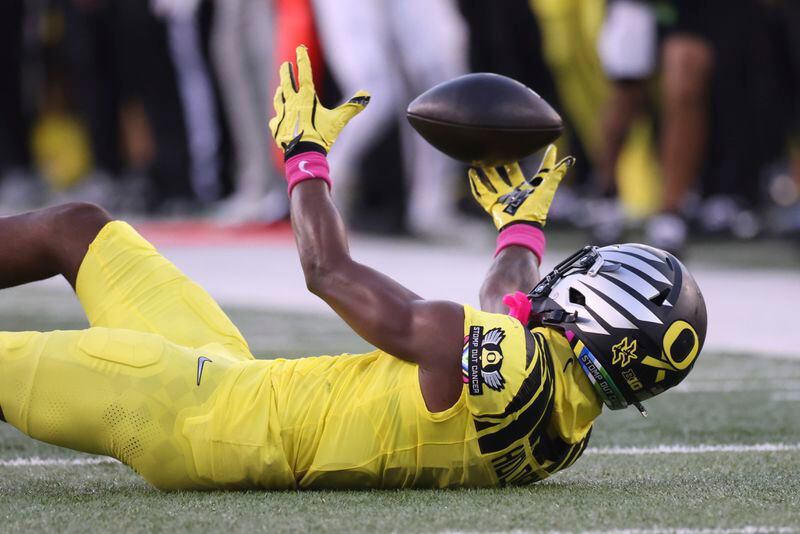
479, 247, 540, 313
290, 181, 465, 411
271, 46, 465, 411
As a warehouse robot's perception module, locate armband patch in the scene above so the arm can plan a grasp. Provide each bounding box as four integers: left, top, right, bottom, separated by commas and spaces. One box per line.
462, 326, 508, 395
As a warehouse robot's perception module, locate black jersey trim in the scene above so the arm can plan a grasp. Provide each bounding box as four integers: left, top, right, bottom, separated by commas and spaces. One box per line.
474, 332, 550, 421
477, 356, 554, 454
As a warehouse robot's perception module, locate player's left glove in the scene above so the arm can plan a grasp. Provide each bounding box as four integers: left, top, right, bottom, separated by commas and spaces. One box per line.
469, 144, 575, 231
269, 45, 370, 159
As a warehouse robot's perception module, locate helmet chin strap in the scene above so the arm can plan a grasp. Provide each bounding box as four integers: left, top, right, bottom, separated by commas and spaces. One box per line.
526, 309, 577, 330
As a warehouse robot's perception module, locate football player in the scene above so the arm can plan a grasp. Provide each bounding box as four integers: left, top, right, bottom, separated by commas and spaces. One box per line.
0, 46, 707, 489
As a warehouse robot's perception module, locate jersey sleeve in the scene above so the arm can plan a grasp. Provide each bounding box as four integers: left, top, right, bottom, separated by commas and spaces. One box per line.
461, 304, 542, 417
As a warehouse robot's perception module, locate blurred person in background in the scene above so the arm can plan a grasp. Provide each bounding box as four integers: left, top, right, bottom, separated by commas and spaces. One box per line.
310, 0, 468, 237
58, 0, 187, 210
150, 0, 226, 207
694, 0, 783, 241
0, 0, 35, 210
595, 0, 716, 255
761, 0, 800, 239
210, 0, 284, 223
57, 0, 230, 213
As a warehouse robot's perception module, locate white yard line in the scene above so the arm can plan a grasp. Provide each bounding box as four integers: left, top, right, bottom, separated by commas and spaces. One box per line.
584, 443, 800, 456
574, 529, 798, 534
0, 456, 119, 467
552, 529, 796, 534
447, 528, 800, 534
444, 527, 798, 534
2, 443, 798, 468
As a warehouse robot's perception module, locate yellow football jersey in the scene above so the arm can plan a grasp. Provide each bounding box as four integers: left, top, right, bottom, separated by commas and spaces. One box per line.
183, 305, 602, 489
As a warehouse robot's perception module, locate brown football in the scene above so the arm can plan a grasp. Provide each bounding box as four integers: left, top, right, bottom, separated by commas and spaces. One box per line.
407, 73, 563, 166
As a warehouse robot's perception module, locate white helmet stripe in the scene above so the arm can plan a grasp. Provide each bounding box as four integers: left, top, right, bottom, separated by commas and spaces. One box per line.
613, 244, 664, 262
551, 274, 609, 335
578, 276, 663, 325
601, 267, 660, 300
599, 251, 670, 284
574, 312, 610, 335
575, 281, 638, 329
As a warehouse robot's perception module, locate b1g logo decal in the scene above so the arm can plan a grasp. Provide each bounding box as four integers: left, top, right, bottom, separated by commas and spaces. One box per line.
462, 326, 507, 395
641, 320, 700, 382
611, 337, 638, 368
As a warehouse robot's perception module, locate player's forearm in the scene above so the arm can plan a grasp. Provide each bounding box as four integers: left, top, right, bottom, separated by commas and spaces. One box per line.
479, 246, 540, 313
290, 181, 352, 285
286, 176, 423, 359
290, 181, 420, 306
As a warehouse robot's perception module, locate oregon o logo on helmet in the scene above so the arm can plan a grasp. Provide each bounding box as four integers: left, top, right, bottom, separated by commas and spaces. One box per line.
662, 320, 700, 370
640, 320, 700, 382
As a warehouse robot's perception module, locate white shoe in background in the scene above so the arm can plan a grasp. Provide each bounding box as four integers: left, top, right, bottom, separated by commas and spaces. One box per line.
645, 213, 687, 256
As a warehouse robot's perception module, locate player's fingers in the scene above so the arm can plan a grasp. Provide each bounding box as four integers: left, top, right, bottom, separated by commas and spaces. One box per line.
267, 113, 278, 136
536, 144, 558, 177
535, 155, 575, 202
272, 86, 283, 113
279, 61, 297, 95
268, 87, 284, 137
295, 44, 314, 94
468, 168, 490, 199
503, 162, 526, 188
553, 155, 577, 178
495, 166, 513, 187
478, 167, 501, 194
335, 90, 371, 122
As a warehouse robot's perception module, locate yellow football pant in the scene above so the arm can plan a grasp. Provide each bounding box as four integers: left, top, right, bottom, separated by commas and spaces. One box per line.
0, 221, 255, 489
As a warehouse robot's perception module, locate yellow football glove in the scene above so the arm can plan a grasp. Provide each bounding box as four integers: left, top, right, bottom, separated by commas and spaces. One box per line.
269, 45, 370, 157
468, 145, 575, 230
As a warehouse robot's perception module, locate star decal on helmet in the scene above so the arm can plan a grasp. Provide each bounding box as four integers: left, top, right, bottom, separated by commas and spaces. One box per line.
611, 337, 639, 368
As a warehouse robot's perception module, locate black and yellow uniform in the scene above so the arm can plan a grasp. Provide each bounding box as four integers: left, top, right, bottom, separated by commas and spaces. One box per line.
0, 222, 602, 489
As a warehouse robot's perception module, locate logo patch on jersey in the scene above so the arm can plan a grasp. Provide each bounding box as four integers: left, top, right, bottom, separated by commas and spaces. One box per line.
611, 337, 638, 368
462, 326, 507, 395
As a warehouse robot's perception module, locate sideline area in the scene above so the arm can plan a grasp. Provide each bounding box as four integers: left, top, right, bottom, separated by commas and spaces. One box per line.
30, 220, 800, 360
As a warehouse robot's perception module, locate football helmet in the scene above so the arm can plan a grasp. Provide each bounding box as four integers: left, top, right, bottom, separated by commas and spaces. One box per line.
528, 244, 707, 414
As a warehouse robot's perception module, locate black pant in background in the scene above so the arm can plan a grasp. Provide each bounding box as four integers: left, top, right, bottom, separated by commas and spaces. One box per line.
61, 0, 194, 202
0, 0, 29, 174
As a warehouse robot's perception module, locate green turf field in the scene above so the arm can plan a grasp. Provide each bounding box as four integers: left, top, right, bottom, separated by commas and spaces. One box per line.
1, 286, 798, 533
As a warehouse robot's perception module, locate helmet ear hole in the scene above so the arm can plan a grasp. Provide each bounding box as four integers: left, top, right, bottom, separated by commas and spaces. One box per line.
569, 287, 586, 306
650, 287, 670, 306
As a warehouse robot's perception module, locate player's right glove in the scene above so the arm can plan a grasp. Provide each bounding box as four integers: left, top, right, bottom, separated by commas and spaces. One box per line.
269, 45, 370, 159
469, 145, 575, 231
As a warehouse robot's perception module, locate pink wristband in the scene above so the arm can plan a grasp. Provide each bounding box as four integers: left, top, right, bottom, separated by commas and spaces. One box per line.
495, 224, 546, 264
285, 152, 332, 196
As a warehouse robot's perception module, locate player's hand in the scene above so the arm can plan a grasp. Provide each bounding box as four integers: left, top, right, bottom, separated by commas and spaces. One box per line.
468, 145, 575, 230
269, 45, 370, 158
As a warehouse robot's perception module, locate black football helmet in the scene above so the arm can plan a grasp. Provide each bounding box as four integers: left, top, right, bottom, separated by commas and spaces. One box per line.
527, 244, 707, 415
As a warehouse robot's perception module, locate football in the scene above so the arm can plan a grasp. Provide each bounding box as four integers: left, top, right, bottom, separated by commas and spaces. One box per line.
406, 73, 563, 166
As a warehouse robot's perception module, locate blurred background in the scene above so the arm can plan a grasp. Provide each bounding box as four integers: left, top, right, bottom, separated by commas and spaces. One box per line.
1, 0, 800, 258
